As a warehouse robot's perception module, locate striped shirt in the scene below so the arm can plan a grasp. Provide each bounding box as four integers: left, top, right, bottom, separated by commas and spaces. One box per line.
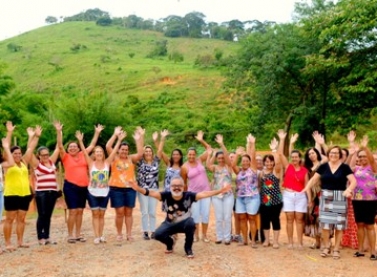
34, 161, 58, 191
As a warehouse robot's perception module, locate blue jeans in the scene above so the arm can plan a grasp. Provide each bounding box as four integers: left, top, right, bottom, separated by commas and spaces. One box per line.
0, 190, 4, 219
137, 190, 158, 232
191, 197, 211, 224
35, 190, 58, 240
212, 194, 234, 242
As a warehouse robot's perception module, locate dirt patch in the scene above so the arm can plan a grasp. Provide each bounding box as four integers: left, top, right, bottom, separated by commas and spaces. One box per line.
0, 201, 376, 277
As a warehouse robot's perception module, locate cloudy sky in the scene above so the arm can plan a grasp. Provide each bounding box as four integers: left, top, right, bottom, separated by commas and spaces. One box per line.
0, 0, 301, 40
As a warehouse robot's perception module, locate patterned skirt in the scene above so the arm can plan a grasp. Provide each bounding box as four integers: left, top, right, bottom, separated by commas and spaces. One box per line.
319, 189, 348, 231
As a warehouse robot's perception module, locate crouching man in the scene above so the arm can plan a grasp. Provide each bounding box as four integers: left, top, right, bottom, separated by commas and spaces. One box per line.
129, 176, 231, 258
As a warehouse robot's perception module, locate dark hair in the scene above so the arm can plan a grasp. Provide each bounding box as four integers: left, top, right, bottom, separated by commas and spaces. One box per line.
263, 154, 275, 165
66, 141, 78, 151
37, 146, 49, 155
241, 154, 251, 161
10, 146, 21, 153
169, 148, 183, 167
290, 149, 302, 158
0, 148, 3, 163
215, 151, 224, 158
187, 147, 196, 153
120, 142, 129, 147
342, 148, 349, 159
304, 147, 322, 170
327, 145, 343, 159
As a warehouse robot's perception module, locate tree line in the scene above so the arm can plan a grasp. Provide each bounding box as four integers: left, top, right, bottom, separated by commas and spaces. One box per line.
46, 8, 275, 41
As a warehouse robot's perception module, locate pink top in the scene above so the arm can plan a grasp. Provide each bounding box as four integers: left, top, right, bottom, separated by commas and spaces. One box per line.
187, 161, 210, 193
353, 165, 377, 201
283, 164, 308, 192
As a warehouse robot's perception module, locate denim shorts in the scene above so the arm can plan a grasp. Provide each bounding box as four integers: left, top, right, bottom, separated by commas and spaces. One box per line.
87, 192, 109, 210
63, 180, 87, 209
109, 187, 136, 208
236, 195, 260, 215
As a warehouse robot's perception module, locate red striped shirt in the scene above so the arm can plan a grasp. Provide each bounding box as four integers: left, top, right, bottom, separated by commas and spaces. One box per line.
34, 161, 58, 191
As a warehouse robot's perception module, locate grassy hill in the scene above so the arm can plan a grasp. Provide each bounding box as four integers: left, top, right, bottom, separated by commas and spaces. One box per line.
0, 22, 251, 150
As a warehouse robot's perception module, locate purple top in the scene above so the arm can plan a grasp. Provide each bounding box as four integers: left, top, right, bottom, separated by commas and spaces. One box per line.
353, 165, 377, 201
187, 161, 210, 193
236, 168, 259, 197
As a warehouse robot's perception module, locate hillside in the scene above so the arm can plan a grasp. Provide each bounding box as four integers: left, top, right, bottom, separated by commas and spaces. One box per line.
0, 22, 249, 149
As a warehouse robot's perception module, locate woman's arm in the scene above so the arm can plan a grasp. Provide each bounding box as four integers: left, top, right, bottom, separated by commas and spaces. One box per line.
1, 137, 15, 169
302, 172, 321, 192
23, 126, 42, 165
54, 121, 66, 159
106, 131, 126, 164
50, 144, 60, 164
277, 129, 288, 169
196, 131, 211, 162
106, 126, 123, 155
180, 164, 188, 191
231, 147, 244, 175
215, 134, 231, 167
313, 131, 328, 162
288, 133, 298, 156
205, 148, 215, 172
343, 174, 357, 198
157, 130, 169, 159
130, 127, 145, 163
5, 121, 15, 145
85, 124, 104, 154
75, 131, 92, 168
246, 134, 257, 169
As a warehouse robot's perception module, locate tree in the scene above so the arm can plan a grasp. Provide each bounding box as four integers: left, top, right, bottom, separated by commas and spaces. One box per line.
183, 12, 206, 38
163, 15, 188, 37
96, 16, 112, 26
45, 16, 58, 24
0, 62, 16, 97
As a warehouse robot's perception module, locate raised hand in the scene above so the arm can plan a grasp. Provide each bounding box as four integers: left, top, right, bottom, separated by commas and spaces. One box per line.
277, 129, 287, 140
95, 124, 104, 134
247, 134, 256, 144
347, 130, 356, 143
215, 134, 223, 145
6, 121, 16, 132
235, 146, 245, 156
114, 126, 123, 136
195, 130, 204, 142
206, 147, 213, 156
26, 127, 35, 137
135, 126, 145, 136
118, 131, 126, 141
269, 137, 279, 151
75, 131, 84, 141
133, 130, 141, 141
161, 129, 169, 138
152, 131, 159, 142
317, 133, 325, 145
290, 133, 299, 144
54, 121, 63, 132
34, 125, 43, 137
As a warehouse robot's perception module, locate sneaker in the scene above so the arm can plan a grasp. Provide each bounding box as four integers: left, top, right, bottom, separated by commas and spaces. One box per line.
186, 250, 195, 259
100, 236, 106, 243
94, 238, 101, 245
232, 235, 240, 243
224, 241, 231, 245
150, 232, 155, 239
143, 232, 150, 240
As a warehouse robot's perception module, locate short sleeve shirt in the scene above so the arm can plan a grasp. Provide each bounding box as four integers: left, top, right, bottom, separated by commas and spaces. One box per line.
161, 191, 197, 223
137, 156, 160, 189
317, 163, 353, 191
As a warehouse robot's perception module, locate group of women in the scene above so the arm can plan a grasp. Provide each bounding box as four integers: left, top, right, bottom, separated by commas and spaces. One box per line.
0, 122, 376, 261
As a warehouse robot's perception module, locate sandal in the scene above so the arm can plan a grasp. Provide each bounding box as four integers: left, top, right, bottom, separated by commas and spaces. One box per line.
353, 251, 365, 257
76, 236, 87, 243
67, 237, 76, 244
126, 236, 134, 241
262, 242, 270, 247
116, 235, 124, 242
333, 250, 340, 260
321, 248, 330, 258
370, 254, 377, 261
164, 249, 173, 254
18, 244, 30, 248
272, 243, 280, 249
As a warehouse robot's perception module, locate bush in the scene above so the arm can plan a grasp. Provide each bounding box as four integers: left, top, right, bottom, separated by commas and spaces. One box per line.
146, 40, 168, 58
168, 51, 184, 63
7, 43, 22, 52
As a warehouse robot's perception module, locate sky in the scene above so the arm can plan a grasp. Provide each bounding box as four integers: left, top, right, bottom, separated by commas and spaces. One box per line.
0, 0, 300, 40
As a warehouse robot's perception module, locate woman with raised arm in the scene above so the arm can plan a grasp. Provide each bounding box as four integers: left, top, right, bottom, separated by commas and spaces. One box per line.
30, 127, 61, 245
277, 130, 309, 250
76, 130, 125, 244
303, 131, 327, 249
106, 126, 144, 242
259, 137, 283, 249
231, 134, 260, 247
56, 122, 104, 243
349, 146, 377, 260
206, 134, 233, 245
181, 130, 211, 242
137, 129, 167, 240
304, 146, 356, 260
3, 123, 40, 250
0, 124, 15, 254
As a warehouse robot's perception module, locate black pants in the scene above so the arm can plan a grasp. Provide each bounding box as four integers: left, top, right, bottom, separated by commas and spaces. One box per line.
154, 217, 196, 254
260, 203, 283, 231
35, 190, 58, 240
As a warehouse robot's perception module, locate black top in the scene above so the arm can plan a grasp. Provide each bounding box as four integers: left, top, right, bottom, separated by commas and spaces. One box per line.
317, 163, 353, 191
160, 191, 197, 223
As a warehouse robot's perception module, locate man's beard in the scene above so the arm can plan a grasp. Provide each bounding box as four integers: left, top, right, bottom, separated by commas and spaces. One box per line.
171, 190, 183, 197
